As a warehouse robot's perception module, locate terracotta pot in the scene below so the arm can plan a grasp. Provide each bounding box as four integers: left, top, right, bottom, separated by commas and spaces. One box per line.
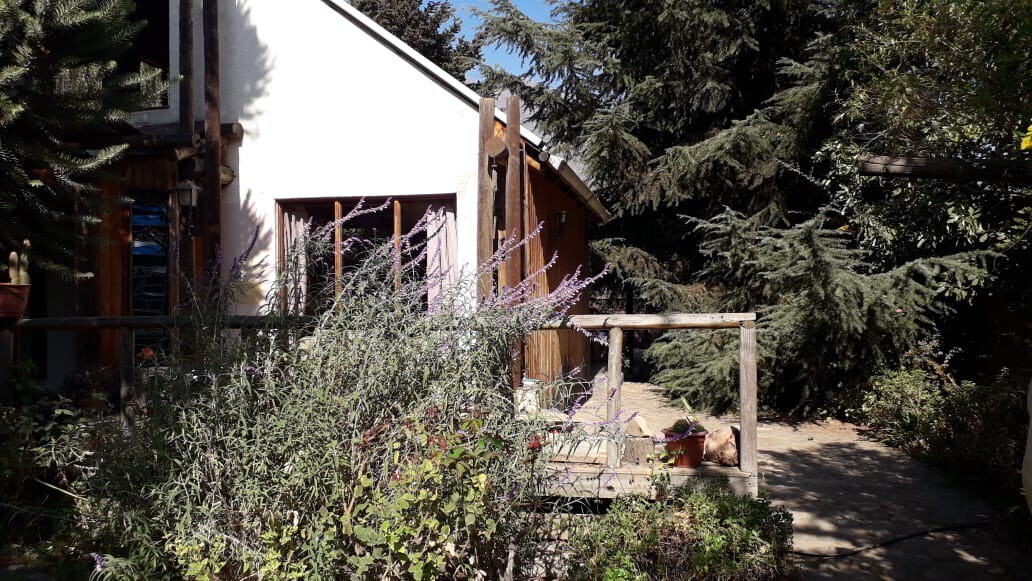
0, 283, 30, 320
663, 429, 707, 468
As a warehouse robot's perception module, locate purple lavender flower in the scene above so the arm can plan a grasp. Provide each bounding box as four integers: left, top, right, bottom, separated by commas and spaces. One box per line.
89, 552, 107, 571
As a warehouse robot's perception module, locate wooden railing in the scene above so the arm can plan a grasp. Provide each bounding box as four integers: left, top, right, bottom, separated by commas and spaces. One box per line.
0, 315, 313, 417
542, 313, 759, 496
2, 312, 760, 495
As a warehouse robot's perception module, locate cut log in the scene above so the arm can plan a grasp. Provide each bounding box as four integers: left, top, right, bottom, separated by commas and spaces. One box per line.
622, 436, 656, 466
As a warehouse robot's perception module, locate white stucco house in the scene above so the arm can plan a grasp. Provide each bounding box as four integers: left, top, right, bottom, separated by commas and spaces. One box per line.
31, 0, 608, 387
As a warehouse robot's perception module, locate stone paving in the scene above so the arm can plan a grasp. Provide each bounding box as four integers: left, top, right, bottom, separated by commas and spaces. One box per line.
575, 379, 1032, 579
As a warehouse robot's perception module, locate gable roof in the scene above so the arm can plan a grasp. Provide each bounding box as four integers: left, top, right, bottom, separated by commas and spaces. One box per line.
319, 0, 611, 222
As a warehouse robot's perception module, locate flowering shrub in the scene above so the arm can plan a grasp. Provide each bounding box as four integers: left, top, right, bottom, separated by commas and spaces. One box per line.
42, 205, 601, 578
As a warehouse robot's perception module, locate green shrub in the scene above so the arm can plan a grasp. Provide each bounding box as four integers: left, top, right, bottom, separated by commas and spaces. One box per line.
567, 480, 793, 581
858, 350, 1028, 501
38, 212, 600, 579
859, 369, 945, 451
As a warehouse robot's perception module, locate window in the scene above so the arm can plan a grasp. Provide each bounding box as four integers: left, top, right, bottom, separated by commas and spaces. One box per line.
130, 191, 169, 348
277, 197, 458, 314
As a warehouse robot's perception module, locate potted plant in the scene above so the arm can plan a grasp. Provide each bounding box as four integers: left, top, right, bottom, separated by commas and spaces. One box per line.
0, 241, 30, 321
661, 417, 707, 468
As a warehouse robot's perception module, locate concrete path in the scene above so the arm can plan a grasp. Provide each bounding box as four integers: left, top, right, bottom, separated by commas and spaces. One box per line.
574, 380, 1032, 579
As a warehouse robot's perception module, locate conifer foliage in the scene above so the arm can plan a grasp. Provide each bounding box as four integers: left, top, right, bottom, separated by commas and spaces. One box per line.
0, 0, 160, 279
476, 1, 1028, 412
350, 0, 482, 81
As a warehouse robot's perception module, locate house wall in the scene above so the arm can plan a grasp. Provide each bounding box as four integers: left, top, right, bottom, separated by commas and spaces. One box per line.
135, 0, 482, 312
524, 164, 592, 390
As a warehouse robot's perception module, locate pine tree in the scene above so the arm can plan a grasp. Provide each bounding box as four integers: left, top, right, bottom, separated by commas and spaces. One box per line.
350, 0, 481, 81
0, 0, 161, 279
476, 0, 1013, 412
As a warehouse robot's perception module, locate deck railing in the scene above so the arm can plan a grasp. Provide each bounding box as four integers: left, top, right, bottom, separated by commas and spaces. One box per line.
2, 312, 759, 495
541, 313, 759, 496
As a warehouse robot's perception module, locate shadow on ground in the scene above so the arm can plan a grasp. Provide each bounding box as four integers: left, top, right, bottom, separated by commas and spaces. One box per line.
758, 422, 1032, 579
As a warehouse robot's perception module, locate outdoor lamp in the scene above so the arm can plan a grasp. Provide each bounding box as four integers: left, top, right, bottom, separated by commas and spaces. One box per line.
176, 179, 201, 208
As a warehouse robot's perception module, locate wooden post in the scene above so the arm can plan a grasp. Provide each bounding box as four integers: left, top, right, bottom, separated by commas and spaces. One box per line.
334, 201, 343, 296
477, 98, 496, 300
607, 326, 624, 469
393, 199, 402, 289
168, 191, 181, 313
119, 327, 135, 432
504, 96, 524, 390
275, 202, 286, 312
739, 321, 759, 496
178, 0, 194, 131
201, 0, 221, 266
503, 95, 522, 291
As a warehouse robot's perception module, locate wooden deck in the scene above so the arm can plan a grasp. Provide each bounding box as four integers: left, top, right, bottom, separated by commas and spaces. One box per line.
543, 463, 755, 498
535, 312, 759, 497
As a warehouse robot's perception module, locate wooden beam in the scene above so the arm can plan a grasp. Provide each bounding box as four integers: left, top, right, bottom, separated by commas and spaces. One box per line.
201, 0, 222, 267
178, 0, 194, 132
738, 321, 759, 497
542, 313, 757, 330
69, 132, 202, 150
503, 94, 523, 292
859, 156, 1032, 184
607, 326, 624, 469
477, 98, 496, 300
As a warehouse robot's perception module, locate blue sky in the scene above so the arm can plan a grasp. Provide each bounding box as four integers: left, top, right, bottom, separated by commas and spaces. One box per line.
456, 0, 554, 77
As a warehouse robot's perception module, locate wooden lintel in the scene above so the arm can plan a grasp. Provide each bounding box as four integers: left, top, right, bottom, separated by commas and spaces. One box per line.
70, 132, 202, 150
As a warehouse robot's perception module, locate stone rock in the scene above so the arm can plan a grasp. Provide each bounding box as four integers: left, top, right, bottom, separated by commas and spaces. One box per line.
704, 426, 739, 467
626, 415, 653, 437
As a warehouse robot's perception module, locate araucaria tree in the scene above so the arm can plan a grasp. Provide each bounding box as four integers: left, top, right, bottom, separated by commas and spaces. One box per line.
476, 0, 1031, 412
350, 0, 481, 81
0, 0, 160, 279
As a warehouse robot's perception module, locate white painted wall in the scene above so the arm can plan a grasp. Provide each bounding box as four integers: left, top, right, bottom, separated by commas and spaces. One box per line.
138, 0, 484, 313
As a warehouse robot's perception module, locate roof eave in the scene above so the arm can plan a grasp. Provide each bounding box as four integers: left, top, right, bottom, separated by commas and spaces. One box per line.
321, 0, 608, 221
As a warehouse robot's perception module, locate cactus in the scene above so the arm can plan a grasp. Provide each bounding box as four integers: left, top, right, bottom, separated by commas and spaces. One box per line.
7, 240, 30, 285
